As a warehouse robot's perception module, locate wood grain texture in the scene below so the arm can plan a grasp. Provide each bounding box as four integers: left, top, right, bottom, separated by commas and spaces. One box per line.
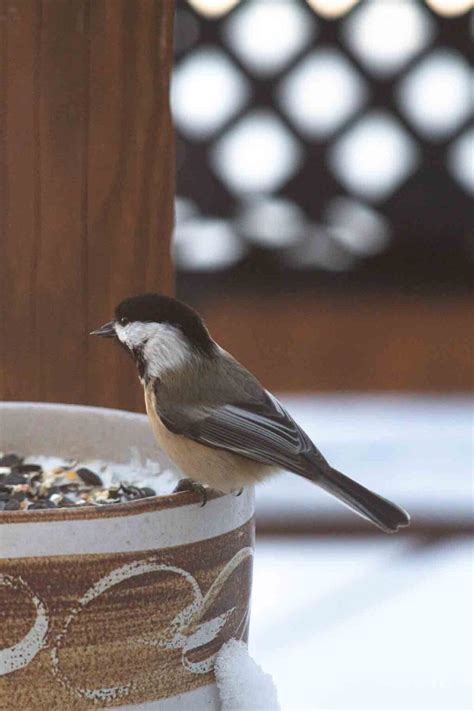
37, 0, 89, 403
87, 0, 175, 411
0, 1, 41, 401
0, 0, 7, 399
0, 0, 175, 410
196, 293, 474, 392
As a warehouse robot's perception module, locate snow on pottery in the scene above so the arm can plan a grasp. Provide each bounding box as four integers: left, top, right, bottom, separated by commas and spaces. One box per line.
0, 402, 255, 710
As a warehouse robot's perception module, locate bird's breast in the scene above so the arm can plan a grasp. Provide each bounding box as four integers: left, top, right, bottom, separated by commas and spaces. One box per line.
143, 385, 270, 492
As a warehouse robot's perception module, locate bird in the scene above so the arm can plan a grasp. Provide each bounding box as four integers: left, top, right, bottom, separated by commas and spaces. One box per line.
91, 293, 410, 533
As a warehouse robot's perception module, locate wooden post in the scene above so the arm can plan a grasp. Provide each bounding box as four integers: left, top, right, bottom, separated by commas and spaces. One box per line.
0, 0, 175, 411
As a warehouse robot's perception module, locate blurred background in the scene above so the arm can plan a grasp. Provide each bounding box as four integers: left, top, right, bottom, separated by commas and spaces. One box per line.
172, 1, 472, 709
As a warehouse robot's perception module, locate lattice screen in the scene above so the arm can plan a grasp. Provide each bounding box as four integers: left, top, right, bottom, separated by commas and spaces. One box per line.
172, 0, 472, 294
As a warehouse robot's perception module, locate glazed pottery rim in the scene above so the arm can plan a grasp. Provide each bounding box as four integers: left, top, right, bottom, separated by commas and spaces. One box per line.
0, 400, 225, 523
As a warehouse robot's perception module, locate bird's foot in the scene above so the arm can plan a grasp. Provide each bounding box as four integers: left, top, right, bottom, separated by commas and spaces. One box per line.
173, 478, 208, 507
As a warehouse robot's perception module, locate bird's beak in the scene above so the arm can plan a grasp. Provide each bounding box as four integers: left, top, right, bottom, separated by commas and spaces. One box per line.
90, 320, 116, 338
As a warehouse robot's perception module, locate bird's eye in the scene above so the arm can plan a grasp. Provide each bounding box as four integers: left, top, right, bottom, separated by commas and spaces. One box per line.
119, 317, 129, 326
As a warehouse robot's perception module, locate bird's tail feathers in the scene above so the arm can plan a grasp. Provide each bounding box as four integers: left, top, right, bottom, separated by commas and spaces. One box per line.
301, 456, 410, 534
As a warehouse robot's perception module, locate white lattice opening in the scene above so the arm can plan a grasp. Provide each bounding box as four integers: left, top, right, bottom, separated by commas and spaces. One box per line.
343, 0, 435, 76
397, 50, 472, 139
447, 129, 474, 195
172, 47, 249, 138
174, 217, 246, 270
329, 112, 419, 201
236, 197, 307, 247
224, 0, 315, 75
279, 49, 368, 138
211, 111, 303, 194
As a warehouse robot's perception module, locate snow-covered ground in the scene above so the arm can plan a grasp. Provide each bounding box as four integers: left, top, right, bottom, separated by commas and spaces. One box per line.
251, 536, 472, 711
249, 395, 473, 711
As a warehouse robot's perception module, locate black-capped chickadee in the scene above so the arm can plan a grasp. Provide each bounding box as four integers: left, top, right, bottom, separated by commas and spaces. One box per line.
91, 293, 410, 533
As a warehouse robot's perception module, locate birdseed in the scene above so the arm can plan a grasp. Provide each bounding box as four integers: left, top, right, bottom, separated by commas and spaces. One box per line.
0, 451, 177, 511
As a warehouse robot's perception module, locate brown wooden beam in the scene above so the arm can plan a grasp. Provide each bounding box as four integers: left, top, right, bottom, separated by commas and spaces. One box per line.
196, 293, 473, 392
256, 518, 473, 539
0, 0, 175, 411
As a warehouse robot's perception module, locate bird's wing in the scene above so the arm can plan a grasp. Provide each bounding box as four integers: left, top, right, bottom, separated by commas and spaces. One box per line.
157, 390, 328, 476
155, 385, 411, 533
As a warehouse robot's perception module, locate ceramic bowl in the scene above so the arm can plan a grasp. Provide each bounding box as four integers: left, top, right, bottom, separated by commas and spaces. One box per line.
0, 402, 255, 710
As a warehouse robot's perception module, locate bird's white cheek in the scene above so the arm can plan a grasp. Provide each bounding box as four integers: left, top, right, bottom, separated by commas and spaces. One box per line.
145, 326, 191, 378
114, 324, 128, 344
115, 322, 157, 349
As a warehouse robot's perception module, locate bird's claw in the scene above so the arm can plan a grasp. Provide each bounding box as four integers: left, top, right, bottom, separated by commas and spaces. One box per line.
173, 478, 208, 507
232, 487, 244, 497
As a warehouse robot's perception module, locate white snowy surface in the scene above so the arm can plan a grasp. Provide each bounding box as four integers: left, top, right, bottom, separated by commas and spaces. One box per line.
251, 536, 473, 710
215, 639, 280, 711
256, 395, 473, 526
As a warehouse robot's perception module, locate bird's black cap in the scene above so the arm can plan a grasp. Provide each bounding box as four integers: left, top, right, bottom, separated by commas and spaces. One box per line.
115, 293, 215, 355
